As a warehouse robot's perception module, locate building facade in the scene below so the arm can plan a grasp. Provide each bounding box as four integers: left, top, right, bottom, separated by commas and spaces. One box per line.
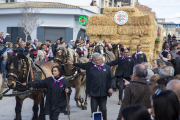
0, 2, 97, 43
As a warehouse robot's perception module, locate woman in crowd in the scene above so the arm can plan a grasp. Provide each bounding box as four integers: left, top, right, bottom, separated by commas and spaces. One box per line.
150, 90, 179, 120
121, 105, 151, 120
16, 37, 22, 45
152, 59, 165, 74
23, 66, 72, 120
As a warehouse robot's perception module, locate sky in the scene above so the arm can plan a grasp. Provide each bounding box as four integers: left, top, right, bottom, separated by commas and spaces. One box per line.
138, 0, 180, 23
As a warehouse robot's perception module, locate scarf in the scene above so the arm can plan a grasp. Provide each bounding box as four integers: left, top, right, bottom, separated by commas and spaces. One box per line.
92, 61, 95, 64
135, 51, 143, 60
52, 76, 64, 87
122, 55, 131, 60
94, 63, 104, 71
164, 49, 170, 53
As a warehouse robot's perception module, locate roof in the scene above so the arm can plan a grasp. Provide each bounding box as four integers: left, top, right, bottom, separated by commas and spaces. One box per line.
0, 2, 80, 9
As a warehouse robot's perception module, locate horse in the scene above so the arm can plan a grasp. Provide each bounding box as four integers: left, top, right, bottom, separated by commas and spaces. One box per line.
93, 41, 116, 74
54, 45, 89, 109
5, 52, 57, 120
112, 44, 123, 59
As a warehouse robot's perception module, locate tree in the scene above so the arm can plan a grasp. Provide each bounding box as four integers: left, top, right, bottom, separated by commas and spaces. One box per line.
17, 2, 43, 42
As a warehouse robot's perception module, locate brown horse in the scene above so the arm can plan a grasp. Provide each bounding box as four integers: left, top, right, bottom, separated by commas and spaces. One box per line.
6, 53, 57, 120
55, 45, 89, 109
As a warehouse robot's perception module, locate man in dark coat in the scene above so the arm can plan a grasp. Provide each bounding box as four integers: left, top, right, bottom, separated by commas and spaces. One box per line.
161, 44, 170, 58
88, 53, 116, 120
16, 42, 28, 52
117, 64, 151, 120
106, 48, 134, 105
46, 40, 57, 61
132, 45, 147, 65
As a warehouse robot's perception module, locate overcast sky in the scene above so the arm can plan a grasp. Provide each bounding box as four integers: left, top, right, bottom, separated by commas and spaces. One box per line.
138, 0, 180, 23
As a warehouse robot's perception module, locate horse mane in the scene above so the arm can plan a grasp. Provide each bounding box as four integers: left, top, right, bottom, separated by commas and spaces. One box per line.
56, 45, 75, 62
6, 54, 19, 71
96, 40, 105, 47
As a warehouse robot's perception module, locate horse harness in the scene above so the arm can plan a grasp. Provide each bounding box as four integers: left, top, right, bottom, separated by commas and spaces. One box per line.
54, 48, 86, 82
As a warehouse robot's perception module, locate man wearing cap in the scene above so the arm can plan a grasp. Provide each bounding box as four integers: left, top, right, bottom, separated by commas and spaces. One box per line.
4, 33, 11, 43
170, 43, 179, 59
106, 49, 134, 105
132, 45, 147, 65
68, 40, 75, 49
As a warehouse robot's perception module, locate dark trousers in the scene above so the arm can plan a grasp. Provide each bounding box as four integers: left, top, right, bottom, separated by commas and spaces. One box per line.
49, 110, 60, 120
91, 96, 107, 117
118, 77, 131, 100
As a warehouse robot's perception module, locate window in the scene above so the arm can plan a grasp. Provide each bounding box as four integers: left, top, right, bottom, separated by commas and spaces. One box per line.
6, 0, 15, 3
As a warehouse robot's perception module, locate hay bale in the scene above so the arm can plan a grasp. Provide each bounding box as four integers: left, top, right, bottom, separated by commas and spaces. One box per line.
101, 35, 111, 43
86, 25, 117, 36
88, 15, 108, 26
132, 39, 140, 45
89, 35, 100, 44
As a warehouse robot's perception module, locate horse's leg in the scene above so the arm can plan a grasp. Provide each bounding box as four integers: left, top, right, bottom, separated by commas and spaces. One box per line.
74, 77, 81, 108
39, 94, 45, 120
15, 97, 24, 120
32, 95, 41, 120
82, 90, 88, 110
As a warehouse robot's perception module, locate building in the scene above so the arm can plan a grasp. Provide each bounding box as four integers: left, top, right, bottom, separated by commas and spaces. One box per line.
0, 1, 98, 43
157, 18, 180, 39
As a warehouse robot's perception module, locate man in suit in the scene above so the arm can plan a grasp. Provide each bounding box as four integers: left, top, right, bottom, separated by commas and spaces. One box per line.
106, 48, 134, 105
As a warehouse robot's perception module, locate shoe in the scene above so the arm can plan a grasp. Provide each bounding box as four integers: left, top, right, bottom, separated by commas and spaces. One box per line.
118, 100, 122, 105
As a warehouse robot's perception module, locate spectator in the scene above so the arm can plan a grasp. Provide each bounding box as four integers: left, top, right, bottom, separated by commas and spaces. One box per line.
13, 43, 19, 51
68, 40, 75, 49
159, 65, 174, 77
175, 74, 180, 80
17, 37, 22, 45
132, 45, 147, 65
4, 33, 11, 43
152, 59, 165, 74
36, 42, 42, 50
172, 34, 176, 40
117, 64, 151, 120
168, 33, 171, 40
121, 105, 151, 120
60, 37, 64, 45
62, 42, 66, 46
157, 76, 174, 86
88, 53, 116, 120
46, 40, 57, 61
166, 80, 180, 102
149, 74, 160, 86
141, 62, 154, 80
150, 90, 179, 120
56, 39, 61, 46
17, 42, 27, 52
31, 39, 38, 50
0, 32, 4, 44
170, 43, 179, 59
161, 45, 170, 58
150, 85, 166, 96
26, 41, 33, 51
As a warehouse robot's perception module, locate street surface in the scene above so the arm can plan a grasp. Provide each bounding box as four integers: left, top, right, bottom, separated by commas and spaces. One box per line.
0, 88, 121, 120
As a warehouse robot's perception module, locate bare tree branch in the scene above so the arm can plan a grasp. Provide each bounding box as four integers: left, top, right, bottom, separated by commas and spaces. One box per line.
17, 2, 44, 42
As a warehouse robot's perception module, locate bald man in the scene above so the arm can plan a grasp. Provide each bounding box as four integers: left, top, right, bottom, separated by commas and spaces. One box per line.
166, 80, 180, 101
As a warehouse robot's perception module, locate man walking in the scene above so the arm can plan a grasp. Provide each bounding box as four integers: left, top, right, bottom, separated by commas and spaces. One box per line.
132, 45, 147, 65
88, 53, 116, 120
106, 49, 134, 105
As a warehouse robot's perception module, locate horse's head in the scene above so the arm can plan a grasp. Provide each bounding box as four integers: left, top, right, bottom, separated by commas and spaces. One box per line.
55, 45, 74, 64
6, 52, 27, 89
94, 40, 106, 55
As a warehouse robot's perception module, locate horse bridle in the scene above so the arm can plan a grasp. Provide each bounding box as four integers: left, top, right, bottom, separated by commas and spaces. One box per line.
54, 47, 70, 64
7, 59, 25, 83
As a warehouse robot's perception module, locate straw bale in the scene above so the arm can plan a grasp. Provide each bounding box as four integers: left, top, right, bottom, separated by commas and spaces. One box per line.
132, 36, 140, 39
143, 14, 156, 26
101, 35, 111, 43
86, 25, 117, 36
117, 26, 131, 35
88, 15, 108, 26
132, 39, 140, 45
89, 35, 101, 44
103, 7, 143, 17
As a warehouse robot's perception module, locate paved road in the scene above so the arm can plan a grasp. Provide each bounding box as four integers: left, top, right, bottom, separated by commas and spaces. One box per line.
0, 88, 121, 120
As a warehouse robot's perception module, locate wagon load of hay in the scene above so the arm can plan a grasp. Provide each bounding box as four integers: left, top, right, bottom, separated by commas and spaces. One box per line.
87, 7, 164, 64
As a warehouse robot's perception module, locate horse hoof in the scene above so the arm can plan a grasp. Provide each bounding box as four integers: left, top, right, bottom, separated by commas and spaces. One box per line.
81, 106, 87, 110
64, 111, 70, 115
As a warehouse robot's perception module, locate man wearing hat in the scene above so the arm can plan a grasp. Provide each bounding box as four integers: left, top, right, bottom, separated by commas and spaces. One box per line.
68, 40, 75, 49
4, 33, 11, 43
